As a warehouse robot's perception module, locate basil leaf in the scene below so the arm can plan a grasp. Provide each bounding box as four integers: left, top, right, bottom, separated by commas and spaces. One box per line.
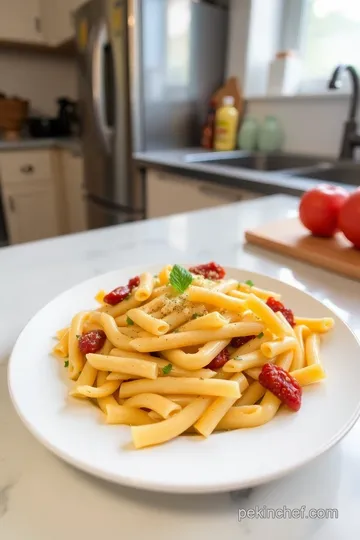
162, 363, 173, 375
257, 332, 264, 338
126, 316, 134, 326
169, 264, 193, 294
245, 279, 254, 287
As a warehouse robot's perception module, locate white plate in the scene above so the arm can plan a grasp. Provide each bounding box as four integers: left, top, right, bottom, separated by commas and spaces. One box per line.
8, 265, 360, 493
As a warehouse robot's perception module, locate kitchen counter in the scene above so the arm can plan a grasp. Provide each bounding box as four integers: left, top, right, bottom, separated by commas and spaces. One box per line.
134, 148, 354, 197
1, 195, 360, 540
0, 137, 81, 153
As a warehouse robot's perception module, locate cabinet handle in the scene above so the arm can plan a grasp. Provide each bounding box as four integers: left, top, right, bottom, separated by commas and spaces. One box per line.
34, 17, 41, 33
20, 164, 34, 174
8, 195, 16, 212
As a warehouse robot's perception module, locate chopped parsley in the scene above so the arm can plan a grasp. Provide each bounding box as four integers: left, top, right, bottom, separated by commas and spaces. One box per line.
257, 332, 264, 339
126, 316, 134, 326
64, 360, 69, 368
169, 264, 193, 294
245, 279, 254, 287
191, 313, 202, 320
76, 334, 81, 339
162, 363, 173, 375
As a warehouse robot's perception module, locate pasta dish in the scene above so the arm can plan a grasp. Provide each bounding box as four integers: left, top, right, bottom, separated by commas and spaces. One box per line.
52, 263, 332, 449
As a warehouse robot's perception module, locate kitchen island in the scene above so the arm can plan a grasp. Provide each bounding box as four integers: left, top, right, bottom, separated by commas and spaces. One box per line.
1, 195, 360, 540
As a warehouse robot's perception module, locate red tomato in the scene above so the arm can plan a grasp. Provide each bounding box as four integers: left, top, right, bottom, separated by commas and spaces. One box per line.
299, 184, 349, 237
338, 188, 360, 249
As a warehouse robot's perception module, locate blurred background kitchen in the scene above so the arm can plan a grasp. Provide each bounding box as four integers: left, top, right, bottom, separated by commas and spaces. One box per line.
0, 0, 358, 247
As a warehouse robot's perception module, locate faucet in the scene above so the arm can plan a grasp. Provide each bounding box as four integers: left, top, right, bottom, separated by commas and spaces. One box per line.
328, 64, 360, 160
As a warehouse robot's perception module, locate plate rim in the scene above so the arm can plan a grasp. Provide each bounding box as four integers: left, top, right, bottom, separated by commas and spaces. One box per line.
8, 264, 360, 494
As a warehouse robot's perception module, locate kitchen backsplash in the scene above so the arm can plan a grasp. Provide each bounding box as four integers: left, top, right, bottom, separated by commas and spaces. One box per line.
247, 95, 358, 158
0, 49, 77, 116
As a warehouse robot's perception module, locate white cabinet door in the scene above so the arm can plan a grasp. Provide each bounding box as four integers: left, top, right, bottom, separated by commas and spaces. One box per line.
146, 170, 261, 219
2, 180, 59, 244
40, 0, 71, 45
63, 151, 87, 233
40, 0, 85, 45
0, 0, 43, 43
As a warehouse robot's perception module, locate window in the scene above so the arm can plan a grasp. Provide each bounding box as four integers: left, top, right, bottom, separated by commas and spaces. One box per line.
282, 0, 360, 92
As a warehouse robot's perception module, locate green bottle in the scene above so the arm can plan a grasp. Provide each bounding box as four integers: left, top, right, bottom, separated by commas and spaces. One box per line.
238, 116, 259, 151
258, 116, 284, 153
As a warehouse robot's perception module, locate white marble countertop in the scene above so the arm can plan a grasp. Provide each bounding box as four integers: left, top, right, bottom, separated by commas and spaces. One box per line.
1, 195, 360, 540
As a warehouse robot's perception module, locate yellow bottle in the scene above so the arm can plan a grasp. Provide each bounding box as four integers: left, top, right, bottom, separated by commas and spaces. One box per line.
214, 96, 239, 151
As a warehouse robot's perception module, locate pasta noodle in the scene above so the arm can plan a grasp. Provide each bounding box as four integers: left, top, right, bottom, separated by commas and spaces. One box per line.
124, 393, 181, 419
130, 322, 263, 352
52, 262, 331, 449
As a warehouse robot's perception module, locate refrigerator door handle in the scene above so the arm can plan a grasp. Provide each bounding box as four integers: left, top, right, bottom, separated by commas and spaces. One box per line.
92, 21, 112, 152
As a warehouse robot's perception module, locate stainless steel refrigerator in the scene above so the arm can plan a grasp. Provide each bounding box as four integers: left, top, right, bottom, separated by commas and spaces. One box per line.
74, 0, 228, 229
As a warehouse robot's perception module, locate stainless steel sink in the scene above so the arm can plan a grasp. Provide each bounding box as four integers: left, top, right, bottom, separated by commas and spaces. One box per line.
289, 163, 360, 186
183, 151, 329, 172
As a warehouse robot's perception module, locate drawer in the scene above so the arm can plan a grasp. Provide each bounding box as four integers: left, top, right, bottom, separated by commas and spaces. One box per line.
0, 150, 53, 184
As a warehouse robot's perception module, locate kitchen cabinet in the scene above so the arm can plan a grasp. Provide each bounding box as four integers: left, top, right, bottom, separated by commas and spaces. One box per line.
40, 0, 85, 46
146, 169, 261, 219
0, 0, 43, 44
0, 149, 61, 244
62, 151, 87, 233
2, 179, 59, 244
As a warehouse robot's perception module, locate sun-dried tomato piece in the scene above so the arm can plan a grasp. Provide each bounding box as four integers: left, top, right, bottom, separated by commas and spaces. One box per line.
189, 262, 226, 280
128, 275, 140, 290
78, 330, 106, 354
103, 285, 130, 305
206, 347, 230, 370
103, 275, 140, 305
259, 363, 302, 411
266, 297, 295, 327
230, 335, 256, 348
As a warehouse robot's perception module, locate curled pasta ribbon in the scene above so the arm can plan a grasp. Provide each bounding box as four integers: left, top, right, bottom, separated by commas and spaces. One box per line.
294, 317, 334, 333
74, 379, 120, 399
100, 312, 134, 351
68, 311, 88, 380
106, 404, 154, 426
96, 371, 118, 413
194, 373, 249, 437
131, 397, 212, 449
162, 340, 230, 370
124, 393, 181, 419
130, 322, 263, 353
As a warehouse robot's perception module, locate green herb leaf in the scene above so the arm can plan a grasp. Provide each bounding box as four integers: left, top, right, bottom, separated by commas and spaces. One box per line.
191, 313, 202, 320
64, 360, 69, 368
245, 280, 254, 287
162, 363, 173, 375
76, 334, 81, 339
257, 332, 264, 339
126, 316, 134, 326
169, 264, 193, 294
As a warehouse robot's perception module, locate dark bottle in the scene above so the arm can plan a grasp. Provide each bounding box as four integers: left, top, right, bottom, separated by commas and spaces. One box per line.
201, 99, 217, 149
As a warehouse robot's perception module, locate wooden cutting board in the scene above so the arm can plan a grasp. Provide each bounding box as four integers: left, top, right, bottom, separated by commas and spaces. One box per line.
245, 217, 360, 280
